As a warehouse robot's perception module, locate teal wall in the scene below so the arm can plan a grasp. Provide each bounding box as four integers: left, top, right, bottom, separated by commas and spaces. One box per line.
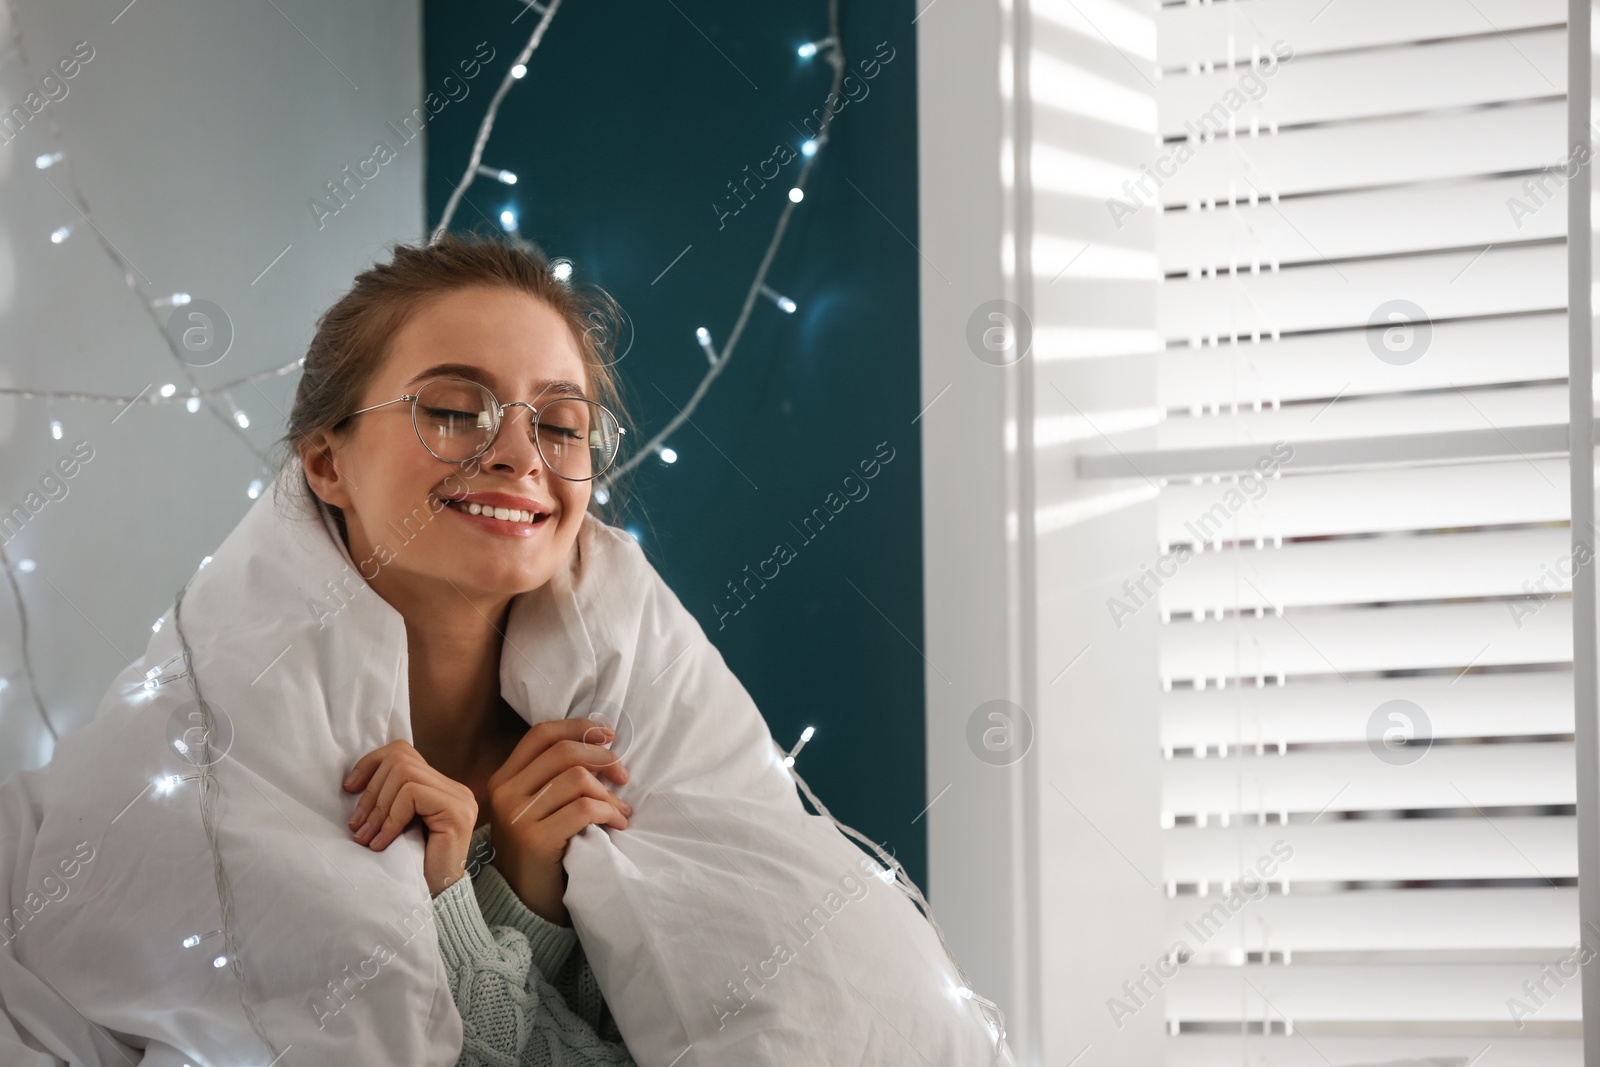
422, 3, 925, 886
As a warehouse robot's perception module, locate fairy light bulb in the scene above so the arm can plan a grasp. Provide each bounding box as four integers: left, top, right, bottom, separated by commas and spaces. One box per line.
783, 724, 816, 766
182, 929, 220, 949
476, 165, 517, 185
788, 187, 804, 203
759, 284, 797, 313
50, 420, 62, 440
695, 326, 718, 366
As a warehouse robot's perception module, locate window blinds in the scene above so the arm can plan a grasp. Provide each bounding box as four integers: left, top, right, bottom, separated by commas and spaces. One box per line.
1081, 0, 1579, 1061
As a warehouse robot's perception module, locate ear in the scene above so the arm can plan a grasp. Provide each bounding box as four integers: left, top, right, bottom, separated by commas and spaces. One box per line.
299, 427, 356, 510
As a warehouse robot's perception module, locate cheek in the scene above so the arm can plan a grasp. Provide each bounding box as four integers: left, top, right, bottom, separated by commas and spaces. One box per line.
557, 487, 590, 531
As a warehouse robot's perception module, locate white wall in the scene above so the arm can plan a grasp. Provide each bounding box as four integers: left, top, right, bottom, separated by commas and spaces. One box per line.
0, 0, 422, 773
919, 0, 1165, 1062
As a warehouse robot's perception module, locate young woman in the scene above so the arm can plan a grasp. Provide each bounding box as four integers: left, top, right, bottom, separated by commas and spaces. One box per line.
277, 232, 638, 1065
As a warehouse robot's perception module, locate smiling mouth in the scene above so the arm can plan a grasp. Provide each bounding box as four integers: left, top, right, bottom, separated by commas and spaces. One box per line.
442, 499, 551, 526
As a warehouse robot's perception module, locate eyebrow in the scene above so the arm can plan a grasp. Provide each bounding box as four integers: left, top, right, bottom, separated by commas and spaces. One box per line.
405, 363, 588, 400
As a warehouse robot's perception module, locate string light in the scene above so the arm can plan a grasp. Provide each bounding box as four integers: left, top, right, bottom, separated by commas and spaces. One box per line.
499, 208, 517, 231
2, 73, 278, 460
432, 0, 563, 240
780, 717, 1010, 1066
604, 2, 847, 483
656, 445, 678, 464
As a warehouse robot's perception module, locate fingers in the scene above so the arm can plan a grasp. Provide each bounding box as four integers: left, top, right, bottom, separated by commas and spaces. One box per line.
504, 765, 631, 832
346, 741, 467, 849
502, 738, 629, 815
543, 795, 631, 845
369, 779, 459, 851
574, 719, 626, 774
490, 717, 625, 791
343, 739, 403, 793
350, 751, 408, 843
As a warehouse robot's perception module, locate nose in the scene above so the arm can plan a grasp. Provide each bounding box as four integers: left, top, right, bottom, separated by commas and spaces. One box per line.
479, 404, 544, 476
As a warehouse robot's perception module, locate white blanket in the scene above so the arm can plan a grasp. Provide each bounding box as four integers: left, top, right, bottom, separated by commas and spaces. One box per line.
0, 460, 1012, 1065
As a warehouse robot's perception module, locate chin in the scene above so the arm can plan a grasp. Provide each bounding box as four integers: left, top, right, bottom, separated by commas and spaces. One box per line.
454, 537, 572, 594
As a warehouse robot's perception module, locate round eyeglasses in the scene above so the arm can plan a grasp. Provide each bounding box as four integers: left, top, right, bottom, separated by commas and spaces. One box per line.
345, 377, 626, 481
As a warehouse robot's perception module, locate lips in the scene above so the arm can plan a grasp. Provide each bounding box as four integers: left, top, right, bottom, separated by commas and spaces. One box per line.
438, 490, 555, 533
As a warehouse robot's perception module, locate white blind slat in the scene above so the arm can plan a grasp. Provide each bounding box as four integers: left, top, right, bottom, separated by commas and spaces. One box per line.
1162, 671, 1574, 749
1156, 0, 1563, 69
1157, 313, 1565, 409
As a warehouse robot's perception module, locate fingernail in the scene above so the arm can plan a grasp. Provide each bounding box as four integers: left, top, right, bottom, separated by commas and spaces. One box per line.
343, 769, 358, 787
621, 801, 633, 814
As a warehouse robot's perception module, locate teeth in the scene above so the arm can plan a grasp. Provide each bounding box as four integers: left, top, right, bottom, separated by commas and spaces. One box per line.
462, 501, 542, 524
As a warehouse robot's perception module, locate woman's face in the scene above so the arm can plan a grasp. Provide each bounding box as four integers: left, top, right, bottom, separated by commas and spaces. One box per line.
304, 285, 593, 604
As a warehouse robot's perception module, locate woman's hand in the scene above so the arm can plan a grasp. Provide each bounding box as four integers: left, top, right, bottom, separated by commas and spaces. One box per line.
343, 740, 479, 898
486, 717, 632, 927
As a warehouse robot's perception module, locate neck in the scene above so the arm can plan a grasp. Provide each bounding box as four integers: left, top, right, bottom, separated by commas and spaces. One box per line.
378, 574, 515, 780
335, 511, 522, 778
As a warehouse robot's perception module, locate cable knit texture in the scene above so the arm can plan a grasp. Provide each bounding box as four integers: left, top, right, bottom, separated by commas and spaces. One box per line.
433, 824, 636, 1066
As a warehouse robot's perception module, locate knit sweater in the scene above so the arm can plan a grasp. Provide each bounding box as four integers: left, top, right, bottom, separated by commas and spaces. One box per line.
432, 824, 636, 1067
